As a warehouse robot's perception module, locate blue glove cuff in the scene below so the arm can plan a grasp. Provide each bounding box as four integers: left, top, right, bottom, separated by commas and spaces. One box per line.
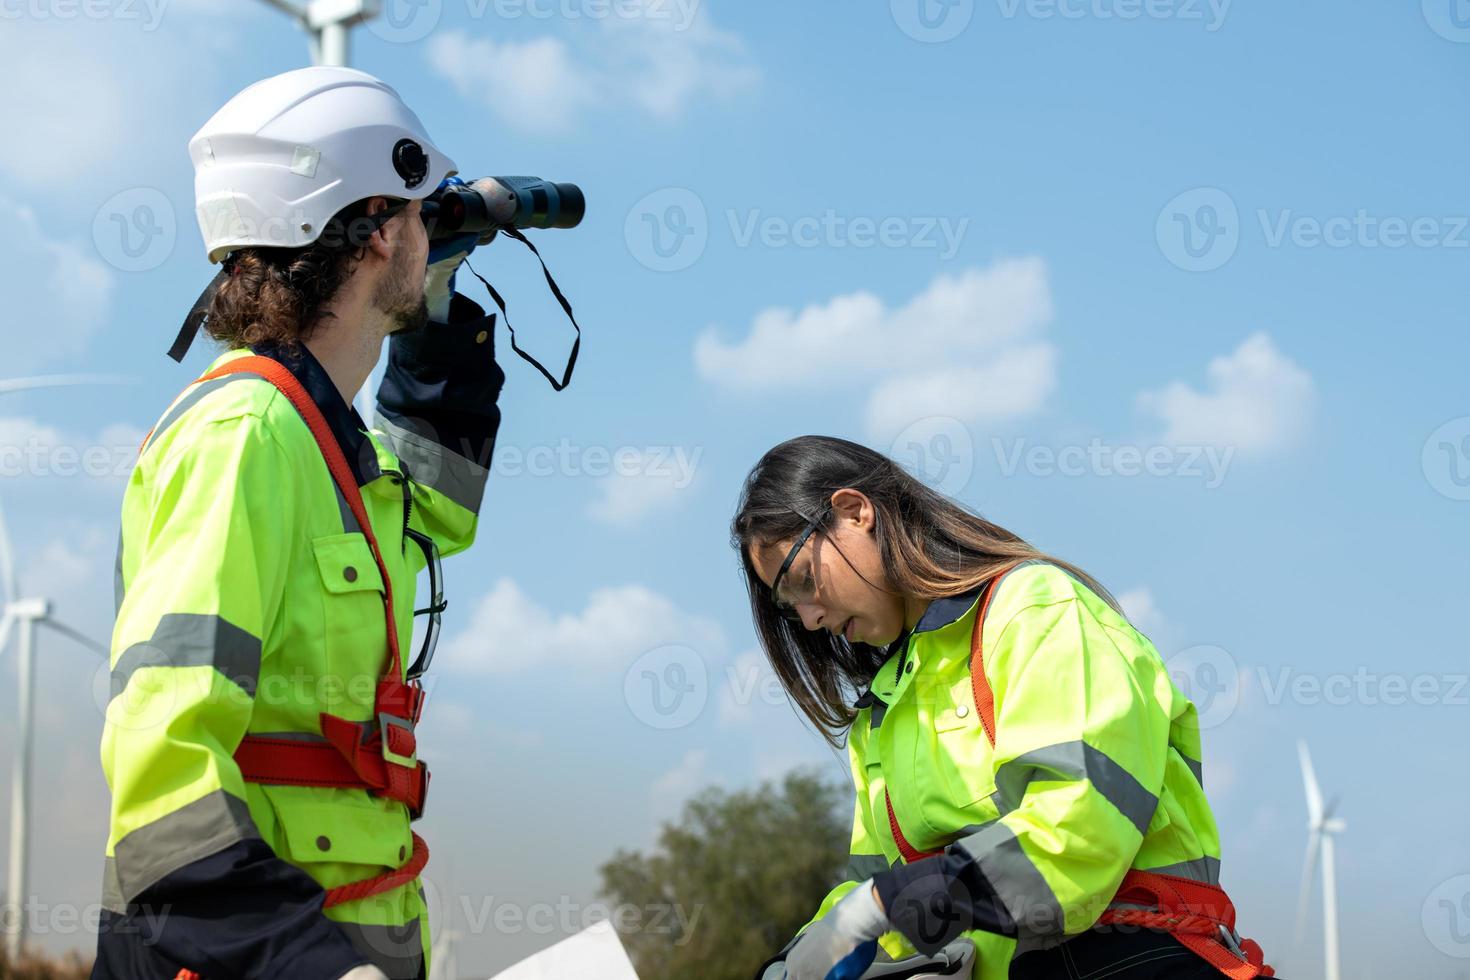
827, 939, 878, 980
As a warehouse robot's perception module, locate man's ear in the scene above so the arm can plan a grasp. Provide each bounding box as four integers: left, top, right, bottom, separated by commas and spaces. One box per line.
362, 196, 395, 262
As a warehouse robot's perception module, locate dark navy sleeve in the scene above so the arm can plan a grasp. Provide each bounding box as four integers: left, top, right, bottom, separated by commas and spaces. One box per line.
874, 853, 1018, 955
374, 291, 506, 483
93, 840, 368, 979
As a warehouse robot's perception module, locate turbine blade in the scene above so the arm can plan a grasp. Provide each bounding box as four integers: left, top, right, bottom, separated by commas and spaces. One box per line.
1298, 740, 1323, 822
0, 373, 138, 395
0, 612, 14, 657
39, 617, 109, 657
1294, 828, 1320, 946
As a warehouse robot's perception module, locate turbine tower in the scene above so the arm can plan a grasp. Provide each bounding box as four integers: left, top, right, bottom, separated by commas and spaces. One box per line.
1295, 740, 1346, 980
0, 377, 118, 959
255, 0, 383, 67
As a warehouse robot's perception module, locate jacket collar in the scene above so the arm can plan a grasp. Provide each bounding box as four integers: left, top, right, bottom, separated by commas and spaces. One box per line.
853, 586, 985, 711
246, 340, 384, 486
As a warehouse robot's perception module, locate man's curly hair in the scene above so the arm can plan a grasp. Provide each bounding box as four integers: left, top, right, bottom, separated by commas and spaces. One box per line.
203, 200, 392, 354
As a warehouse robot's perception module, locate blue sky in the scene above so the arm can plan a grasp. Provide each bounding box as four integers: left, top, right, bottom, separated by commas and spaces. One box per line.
1, 1, 1468, 976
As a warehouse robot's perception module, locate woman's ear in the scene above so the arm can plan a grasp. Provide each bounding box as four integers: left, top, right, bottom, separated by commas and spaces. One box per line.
829, 488, 875, 533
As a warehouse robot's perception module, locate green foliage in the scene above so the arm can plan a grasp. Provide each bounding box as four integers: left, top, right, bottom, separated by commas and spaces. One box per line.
599, 767, 849, 980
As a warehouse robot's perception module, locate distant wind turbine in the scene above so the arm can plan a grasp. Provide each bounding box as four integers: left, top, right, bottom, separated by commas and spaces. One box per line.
1295, 740, 1345, 980
0, 377, 114, 959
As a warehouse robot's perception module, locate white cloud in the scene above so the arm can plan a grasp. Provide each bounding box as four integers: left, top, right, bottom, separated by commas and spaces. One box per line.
426, 33, 599, 135
0, 15, 221, 187
426, 1, 759, 134
586, 448, 701, 525
1136, 332, 1315, 454
1117, 586, 1165, 637
650, 748, 709, 823
440, 578, 725, 674
694, 258, 1057, 438
0, 199, 115, 373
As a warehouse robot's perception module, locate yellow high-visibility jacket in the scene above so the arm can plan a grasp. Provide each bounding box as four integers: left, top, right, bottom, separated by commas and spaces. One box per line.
97, 302, 503, 980
784, 561, 1221, 980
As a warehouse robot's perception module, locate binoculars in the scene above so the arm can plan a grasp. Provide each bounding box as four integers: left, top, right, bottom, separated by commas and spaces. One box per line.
422, 176, 585, 242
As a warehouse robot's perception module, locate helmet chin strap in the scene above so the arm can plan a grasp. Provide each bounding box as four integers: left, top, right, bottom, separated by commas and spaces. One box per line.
166, 264, 233, 363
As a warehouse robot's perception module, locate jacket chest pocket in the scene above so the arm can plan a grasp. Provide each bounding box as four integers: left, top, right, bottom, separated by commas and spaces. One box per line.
924, 686, 999, 810
312, 533, 389, 714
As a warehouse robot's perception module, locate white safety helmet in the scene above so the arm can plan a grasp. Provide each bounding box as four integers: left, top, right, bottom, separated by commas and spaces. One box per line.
188, 66, 457, 264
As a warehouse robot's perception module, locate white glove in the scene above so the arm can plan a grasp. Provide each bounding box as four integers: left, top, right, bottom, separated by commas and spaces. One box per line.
785, 880, 888, 980
336, 966, 390, 980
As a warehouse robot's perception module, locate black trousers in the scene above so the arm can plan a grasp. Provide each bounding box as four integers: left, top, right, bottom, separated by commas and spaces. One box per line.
1009, 927, 1276, 979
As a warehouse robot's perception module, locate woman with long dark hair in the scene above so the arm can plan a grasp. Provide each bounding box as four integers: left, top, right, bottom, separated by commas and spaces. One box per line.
734, 436, 1274, 980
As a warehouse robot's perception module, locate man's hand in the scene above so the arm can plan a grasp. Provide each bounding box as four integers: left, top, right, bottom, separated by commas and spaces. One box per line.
424, 177, 502, 322
336, 965, 390, 980
785, 881, 889, 980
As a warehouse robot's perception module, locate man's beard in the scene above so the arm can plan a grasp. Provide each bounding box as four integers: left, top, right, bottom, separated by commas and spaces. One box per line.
374, 248, 429, 337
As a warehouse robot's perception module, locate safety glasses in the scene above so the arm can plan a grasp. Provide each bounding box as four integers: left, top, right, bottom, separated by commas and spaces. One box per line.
403, 527, 447, 680
769, 512, 826, 622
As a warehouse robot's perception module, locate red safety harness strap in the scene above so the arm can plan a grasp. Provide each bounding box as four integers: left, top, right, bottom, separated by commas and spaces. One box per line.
878, 563, 1273, 977
159, 356, 432, 908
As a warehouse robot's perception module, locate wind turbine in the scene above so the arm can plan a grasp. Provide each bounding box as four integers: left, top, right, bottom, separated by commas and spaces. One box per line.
428, 927, 461, 980
1295, 740, 1345, 980
254, 0, 383, 67
251, 0, 393, 424
0, 380, 115, 960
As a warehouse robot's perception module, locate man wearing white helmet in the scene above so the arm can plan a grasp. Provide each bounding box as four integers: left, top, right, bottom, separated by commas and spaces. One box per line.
94, 67, 506, 980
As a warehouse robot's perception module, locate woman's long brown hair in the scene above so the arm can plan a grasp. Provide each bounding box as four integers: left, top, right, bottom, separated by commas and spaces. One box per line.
730, 434, 1115, 747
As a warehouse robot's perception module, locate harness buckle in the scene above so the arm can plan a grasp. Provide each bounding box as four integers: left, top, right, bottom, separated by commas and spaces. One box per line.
378, 711, 418, 769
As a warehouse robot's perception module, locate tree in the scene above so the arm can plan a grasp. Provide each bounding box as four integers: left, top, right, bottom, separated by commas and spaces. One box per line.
599, 768, 849, 980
